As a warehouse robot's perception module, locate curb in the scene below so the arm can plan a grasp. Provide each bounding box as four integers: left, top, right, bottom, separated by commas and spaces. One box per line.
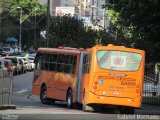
0, 105, 16, 110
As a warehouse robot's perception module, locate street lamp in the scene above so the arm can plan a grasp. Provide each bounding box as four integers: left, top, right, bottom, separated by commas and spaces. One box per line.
17, 7, 38, 52
46, 0, 50, 47
17, 7, 22, 52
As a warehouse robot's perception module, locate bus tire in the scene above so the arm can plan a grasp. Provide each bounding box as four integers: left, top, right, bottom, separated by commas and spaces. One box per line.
66, 90, 73, 108
40, 86, 49, 104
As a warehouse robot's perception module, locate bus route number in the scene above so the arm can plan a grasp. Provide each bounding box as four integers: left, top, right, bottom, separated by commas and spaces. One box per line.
121, 81, 136, 86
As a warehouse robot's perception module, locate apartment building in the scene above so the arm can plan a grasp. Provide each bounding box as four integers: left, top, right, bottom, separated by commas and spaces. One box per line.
39, 0, 109, 29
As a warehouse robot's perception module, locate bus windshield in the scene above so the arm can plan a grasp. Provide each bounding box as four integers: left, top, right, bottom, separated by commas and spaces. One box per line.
97, 50, 142, 71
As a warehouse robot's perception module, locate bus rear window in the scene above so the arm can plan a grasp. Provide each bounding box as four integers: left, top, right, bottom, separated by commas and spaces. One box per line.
97, 50, 142, 71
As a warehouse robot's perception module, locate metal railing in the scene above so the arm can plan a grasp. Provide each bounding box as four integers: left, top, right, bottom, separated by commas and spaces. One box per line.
143, 73, 160, 105
0, 68, 15, 109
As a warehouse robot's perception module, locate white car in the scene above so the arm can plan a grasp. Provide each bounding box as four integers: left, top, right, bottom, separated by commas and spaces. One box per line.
28, 56, 35, 70
21, 57, 32, 71
17, 57, 28, 73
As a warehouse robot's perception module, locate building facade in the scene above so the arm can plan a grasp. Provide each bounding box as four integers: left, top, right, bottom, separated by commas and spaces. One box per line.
39, 0, 109, 29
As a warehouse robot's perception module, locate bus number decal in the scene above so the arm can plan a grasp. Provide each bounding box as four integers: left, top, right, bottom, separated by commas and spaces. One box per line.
121, 81, 136, 86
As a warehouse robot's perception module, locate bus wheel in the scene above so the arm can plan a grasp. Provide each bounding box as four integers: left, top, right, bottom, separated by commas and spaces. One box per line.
40, 86, 49, 104
66, 90, 73, 108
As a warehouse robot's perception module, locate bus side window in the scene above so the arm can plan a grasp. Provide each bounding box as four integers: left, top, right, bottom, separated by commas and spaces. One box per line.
65, 55, 70, 64
71, 55, 77, 74
57, 54, 65, 72
45, 53, 50, 70
35, 53, 42, 70
83, 54, 91, 74
86, 54, 91, 73
82, 55, 87, 74
49, 53, 57, 71
49, 63, 56, 71
64, 55, 70, 73
50, 53, 56, 62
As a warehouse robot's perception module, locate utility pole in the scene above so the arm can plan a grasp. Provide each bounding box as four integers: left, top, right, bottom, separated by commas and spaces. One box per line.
19, 8, 22, 52
103, 8, 106, 29
0, 9, 2, 40
0, 7, 2, 41
34, 9, 37, 45
46, 0, 50, 47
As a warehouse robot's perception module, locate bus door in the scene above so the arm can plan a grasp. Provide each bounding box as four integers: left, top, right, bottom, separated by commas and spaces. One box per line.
32, 54, 43, 95
75, 52, 84, 102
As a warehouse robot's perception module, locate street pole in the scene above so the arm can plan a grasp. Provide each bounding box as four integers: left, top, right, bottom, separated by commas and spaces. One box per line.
19, 8, 22, 52
0, 13, 1, 40
0, 8, 2, 40
103, 8, 106, 29
46, 0, 50, 47
34, 9, 37, 45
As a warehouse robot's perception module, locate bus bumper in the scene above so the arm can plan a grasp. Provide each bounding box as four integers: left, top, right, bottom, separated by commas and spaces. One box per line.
86, 91, 141, 108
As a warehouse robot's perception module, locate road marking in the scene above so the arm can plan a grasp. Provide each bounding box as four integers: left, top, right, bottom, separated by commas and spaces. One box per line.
16, 89, 28, 93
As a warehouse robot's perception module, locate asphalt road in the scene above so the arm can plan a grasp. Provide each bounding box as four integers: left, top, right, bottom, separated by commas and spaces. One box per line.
0, 72, 160, 120
10, 72, 119, 120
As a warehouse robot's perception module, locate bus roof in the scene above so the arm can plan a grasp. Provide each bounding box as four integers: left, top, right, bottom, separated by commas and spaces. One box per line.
89, 44, 145, 54
37, 47, 85, 55
37, 44, 145, 55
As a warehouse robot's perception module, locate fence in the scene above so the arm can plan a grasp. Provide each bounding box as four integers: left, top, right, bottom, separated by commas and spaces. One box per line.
143, 73, 160, 105
0, 68, 15, 110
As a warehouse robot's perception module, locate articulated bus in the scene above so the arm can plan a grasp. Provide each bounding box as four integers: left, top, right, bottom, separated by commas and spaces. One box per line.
32, 44, 145, 114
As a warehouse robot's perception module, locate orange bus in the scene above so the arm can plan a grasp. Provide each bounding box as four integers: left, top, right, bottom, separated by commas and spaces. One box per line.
32, 44, 145, 114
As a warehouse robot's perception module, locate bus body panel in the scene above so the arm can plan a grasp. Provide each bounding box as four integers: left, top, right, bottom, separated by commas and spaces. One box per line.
82, 45, 145, 109
32, 71, 42, 96
32, 48, 82, 103
47, 72, 76, 101
86, 91, 141, 108
90, 72, 142, 98
32, 45, 145, 111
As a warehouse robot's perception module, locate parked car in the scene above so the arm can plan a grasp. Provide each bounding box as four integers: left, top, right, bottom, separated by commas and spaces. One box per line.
0, 59, 8, 76
0, 47, 14, 56
3, 59, 16, 74
0, 59, 7, 70
5, 56, 22, 74
21, 57, 32, 71
0, 48, 3, 56
17, 57, 27, 73
0, 47, 8, 56
28, 56, 35, 70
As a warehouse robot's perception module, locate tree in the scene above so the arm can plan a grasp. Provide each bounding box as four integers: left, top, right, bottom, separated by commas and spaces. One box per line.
104, 0, 160, 63
0, 0, 47, 49
49, 16, 98, 48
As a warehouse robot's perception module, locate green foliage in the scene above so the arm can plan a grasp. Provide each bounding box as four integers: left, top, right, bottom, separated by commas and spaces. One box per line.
49, 16, 97, 48
0, 0, 47, 49
104, 0, 160, 63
